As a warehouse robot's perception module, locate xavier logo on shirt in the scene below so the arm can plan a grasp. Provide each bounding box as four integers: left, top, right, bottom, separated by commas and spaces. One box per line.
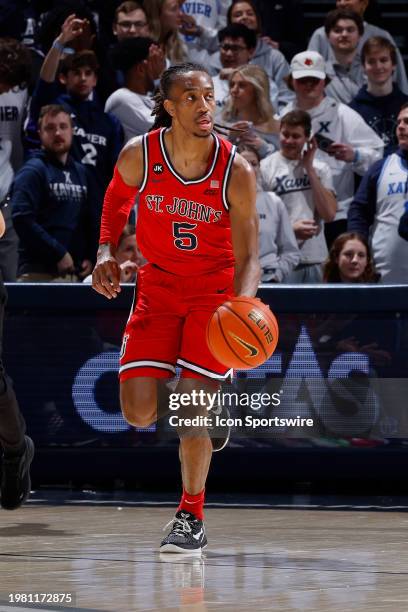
387, 181, 408, 196
275, 174, 311, 195
317, 121, 331, 134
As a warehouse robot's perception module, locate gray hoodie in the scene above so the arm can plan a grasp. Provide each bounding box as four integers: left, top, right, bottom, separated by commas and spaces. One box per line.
308, 22, 408, 95
256, 189, 300, 282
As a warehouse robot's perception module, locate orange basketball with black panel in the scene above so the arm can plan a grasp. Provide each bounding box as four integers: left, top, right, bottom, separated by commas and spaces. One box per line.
206, 297, 279, 370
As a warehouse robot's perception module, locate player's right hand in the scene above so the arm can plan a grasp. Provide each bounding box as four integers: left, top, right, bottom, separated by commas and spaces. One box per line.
92, 249, 121, 299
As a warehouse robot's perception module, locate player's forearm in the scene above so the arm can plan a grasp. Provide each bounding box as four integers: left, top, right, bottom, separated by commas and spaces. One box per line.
234, 256, 261, 297
99, 166, 138, 247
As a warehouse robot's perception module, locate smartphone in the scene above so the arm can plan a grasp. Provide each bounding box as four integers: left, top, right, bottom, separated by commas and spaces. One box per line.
314, 132, 335, 152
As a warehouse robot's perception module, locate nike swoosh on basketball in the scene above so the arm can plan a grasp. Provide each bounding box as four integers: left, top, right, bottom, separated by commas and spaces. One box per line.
229, 332, 259, 357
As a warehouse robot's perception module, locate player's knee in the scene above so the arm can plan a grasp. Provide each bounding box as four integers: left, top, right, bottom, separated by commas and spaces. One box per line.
120, 396, 157, 428
123, 406, 156, 428
120, 380, 157, 428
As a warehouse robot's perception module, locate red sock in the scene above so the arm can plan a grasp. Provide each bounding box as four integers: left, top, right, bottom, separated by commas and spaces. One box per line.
178, 488, 205, 520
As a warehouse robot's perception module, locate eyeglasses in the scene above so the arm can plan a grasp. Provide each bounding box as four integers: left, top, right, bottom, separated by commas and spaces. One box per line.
116, 20, 148, 30
220, 43, 248, 53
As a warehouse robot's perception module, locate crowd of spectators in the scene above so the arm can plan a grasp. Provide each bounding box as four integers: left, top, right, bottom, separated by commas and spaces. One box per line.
0, 0, 408, 285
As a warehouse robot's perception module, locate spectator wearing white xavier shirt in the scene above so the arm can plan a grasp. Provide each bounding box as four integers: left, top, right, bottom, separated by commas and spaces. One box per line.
261, 110, 337, 283
280, 50, 383, 247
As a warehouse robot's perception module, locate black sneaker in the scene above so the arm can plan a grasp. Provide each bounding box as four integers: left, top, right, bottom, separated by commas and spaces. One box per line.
209, 402, 230, 452
160, 510, 207, 553
1, 436, 35, 510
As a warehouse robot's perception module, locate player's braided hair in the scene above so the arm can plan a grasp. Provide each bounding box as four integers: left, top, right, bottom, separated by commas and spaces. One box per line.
150, 62, 209, 131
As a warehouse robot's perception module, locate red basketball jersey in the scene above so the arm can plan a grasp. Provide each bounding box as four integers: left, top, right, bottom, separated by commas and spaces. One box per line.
137, 128, 236, 276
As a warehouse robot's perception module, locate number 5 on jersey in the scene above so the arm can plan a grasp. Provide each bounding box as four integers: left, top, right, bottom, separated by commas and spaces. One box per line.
173, 222, 198, 250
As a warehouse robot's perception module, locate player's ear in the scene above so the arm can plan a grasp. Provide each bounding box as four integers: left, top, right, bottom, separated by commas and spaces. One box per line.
163, 99, 175, 118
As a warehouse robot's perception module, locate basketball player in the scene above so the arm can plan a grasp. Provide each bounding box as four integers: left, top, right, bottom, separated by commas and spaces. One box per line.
0, 203, 34, 510
92, 62, 259, 552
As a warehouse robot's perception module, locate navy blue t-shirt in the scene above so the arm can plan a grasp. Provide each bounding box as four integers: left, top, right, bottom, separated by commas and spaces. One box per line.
350, 85, 408, 157
11, 150, 93, 274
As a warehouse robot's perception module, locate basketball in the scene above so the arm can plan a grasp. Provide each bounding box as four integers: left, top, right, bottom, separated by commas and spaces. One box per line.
206, 297, 279, 370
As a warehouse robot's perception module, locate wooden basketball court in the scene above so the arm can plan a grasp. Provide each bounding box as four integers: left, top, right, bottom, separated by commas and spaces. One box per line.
0, 503, 406, 611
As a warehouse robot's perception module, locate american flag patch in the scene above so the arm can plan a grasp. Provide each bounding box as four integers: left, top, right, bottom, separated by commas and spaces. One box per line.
210, 180, 219, 188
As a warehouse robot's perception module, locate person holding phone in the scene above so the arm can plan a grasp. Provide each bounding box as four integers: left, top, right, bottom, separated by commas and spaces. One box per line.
261, 110, 337, 282
280, 50, 383, 246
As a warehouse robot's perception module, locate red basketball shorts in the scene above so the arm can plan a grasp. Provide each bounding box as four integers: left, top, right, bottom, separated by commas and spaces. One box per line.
119, 263, 235, 381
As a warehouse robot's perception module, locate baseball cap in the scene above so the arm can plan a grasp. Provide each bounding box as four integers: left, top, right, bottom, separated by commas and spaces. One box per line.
290, 51, 326, 80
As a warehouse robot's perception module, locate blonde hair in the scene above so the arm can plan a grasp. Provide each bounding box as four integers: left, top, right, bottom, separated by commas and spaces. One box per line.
222, 64, 278, 132
144, 0, 187, 64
